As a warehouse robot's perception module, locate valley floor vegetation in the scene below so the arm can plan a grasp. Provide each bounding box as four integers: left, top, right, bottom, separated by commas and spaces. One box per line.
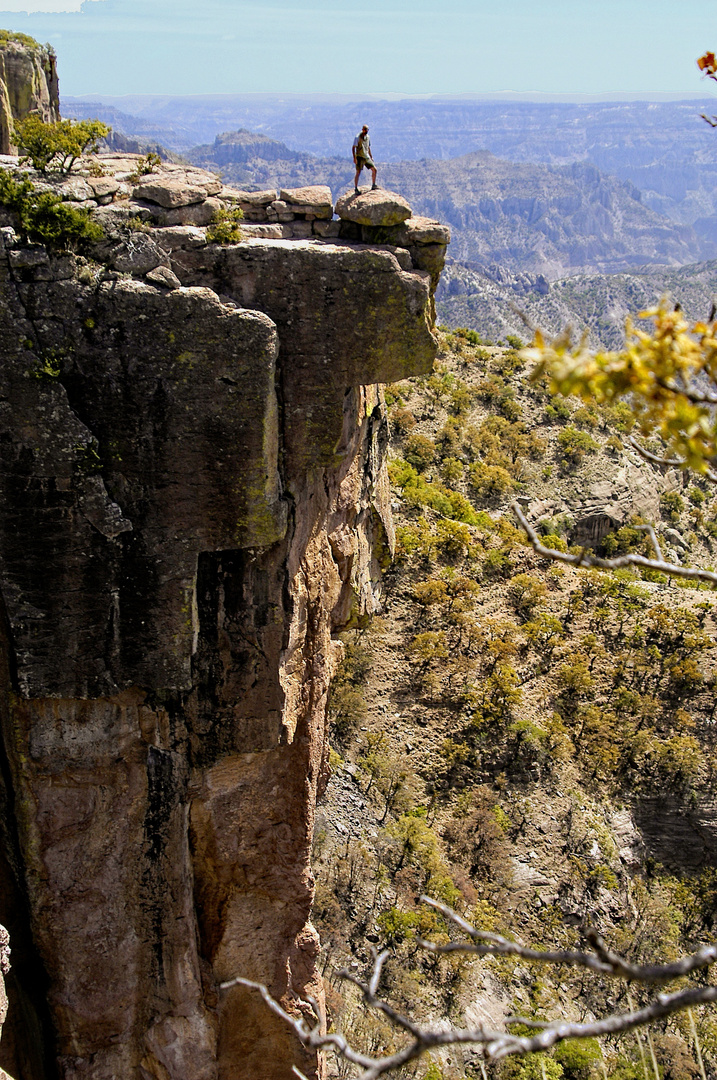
304, 320, 717, 1080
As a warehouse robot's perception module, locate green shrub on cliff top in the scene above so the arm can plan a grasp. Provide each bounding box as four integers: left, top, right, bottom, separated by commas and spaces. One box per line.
0, 30, 46, 51
0, 170, 103, 251
206, 205, 244, 244
13, 115, 110, 174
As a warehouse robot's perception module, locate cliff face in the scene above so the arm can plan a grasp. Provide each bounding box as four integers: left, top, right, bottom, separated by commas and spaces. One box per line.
0, 36, 59, 155
0, 162, 444, 1080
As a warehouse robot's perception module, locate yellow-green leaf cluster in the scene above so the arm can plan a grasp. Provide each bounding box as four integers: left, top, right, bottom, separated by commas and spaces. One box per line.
526, 302, 717, 475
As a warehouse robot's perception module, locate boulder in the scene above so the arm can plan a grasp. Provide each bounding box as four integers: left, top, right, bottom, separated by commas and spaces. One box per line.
279, 186, 333, 219
153, 226, 207, 250
335, 189, 412, 227
90, 204, 153, 240
87, 176, 120, 201
663, 527, 688, 551
241, 224, 285, 239
154, 197, 222, 228
394, 215, 451, 246
221, 188, 275, 207
284, 221, 313, 239
146, 265, 181, 290
220, 188, 278, 220
312, 220, 341, 238
132, 177, 212, 209
58, 177, 95, 203
110, 233, 168, 275
267, 199, 294, 223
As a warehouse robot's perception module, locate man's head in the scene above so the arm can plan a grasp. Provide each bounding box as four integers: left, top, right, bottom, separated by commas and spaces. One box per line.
361, 125, 369, 134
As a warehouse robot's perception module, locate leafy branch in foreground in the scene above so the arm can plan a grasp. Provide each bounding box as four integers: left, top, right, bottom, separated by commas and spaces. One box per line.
520, 301, 717, 586
221, 898, 717, 1080
524, 303, 717, 478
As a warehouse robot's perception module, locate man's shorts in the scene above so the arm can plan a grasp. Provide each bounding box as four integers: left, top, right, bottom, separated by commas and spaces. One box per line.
356, 155, 375, 171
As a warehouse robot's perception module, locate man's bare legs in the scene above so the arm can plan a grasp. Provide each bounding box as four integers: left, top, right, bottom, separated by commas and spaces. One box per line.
354, 164, 378, 192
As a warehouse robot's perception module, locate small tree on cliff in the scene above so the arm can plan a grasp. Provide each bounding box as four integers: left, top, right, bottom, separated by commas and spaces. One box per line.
13, 115, 110, 173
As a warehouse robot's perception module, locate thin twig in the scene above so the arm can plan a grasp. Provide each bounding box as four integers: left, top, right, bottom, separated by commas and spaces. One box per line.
420, 898, 717, 982
627, 437, 685, 468
221, 973, 717, 1078
219, 891, 717, 1078
511, 501, 717, 588
627, 437, 717, 483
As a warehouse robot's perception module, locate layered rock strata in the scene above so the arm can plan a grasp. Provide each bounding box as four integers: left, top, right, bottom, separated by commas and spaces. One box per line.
0, 37, 59, 155
0, 155, 446, 1080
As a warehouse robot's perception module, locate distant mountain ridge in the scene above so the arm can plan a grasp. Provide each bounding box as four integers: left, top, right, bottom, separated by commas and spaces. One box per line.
62, 93, 716, 163
185, 136, 714, 278
436, 259, 717, 349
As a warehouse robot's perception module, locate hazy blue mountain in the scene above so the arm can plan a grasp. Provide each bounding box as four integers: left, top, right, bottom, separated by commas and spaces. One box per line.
378, 153, 709, 274
436, 259, 717, 350
61, 99, 198, 150
186, 135, 714, 277
62, 92, 715, 164
64, 93, 717, 228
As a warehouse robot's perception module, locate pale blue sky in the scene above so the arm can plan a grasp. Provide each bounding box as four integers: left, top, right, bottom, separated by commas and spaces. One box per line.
0, 0, 714, 98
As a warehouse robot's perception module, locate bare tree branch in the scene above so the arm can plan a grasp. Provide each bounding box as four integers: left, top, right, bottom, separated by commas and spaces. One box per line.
627, 437, 687, 469
420, 898, 717, 982
222, 898, 717, 1079
511, 501, 717, 588
627, 437, 717, 483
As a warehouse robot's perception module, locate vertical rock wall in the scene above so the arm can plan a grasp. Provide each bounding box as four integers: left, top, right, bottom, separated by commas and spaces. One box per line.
0, 37, 59, 155
0, 228, 438, 1079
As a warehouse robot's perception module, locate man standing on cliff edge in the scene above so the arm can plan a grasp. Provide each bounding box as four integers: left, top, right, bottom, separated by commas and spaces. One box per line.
353, 125, 378, 194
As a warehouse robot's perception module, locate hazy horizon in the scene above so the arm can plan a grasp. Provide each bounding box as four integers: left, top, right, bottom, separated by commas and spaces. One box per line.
0, 0, 714, 98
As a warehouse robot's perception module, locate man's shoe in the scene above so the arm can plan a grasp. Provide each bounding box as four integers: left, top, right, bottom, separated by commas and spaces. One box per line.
371, 184, 379, 190
354, 187, 360, 194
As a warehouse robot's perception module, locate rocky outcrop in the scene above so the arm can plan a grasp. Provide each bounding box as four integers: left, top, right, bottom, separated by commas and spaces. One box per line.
0, 156, 450, 278
0, 35, 59, 155
0, 154, 444, 1079
335, 188, 412, 227
522, 448, 683, 551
